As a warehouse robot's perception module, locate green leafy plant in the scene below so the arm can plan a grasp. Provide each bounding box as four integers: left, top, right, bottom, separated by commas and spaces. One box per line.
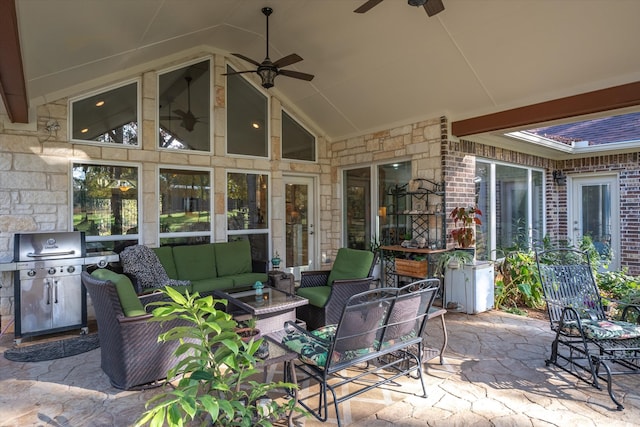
450, 206, 482, 248
135, 287, 300, 427
495, 249, 544, 311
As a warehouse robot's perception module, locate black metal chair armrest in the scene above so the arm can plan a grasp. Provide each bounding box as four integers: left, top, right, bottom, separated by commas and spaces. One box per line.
620, 303, 640, 323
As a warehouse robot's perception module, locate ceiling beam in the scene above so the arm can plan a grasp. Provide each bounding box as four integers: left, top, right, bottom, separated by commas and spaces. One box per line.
452, 81, 640, 137
0, 0, 28, 123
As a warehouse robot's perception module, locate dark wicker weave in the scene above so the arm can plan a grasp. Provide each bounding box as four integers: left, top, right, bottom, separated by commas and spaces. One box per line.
81, 271, 190, 390
296, 252, 378, 331
536, 249, 640, 410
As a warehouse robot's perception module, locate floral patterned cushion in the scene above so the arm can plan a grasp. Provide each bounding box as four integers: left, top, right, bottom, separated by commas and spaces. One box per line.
282, 324, 376, 368
561, 319, 640, 340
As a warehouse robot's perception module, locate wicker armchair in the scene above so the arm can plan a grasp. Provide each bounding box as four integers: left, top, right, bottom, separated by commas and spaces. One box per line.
81, 271, 190, 390
296, 248, 377, 330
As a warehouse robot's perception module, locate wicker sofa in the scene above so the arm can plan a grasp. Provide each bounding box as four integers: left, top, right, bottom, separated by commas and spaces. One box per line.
120, 240, 268, 295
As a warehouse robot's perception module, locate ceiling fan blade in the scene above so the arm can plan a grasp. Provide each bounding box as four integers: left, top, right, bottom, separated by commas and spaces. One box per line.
279, 69, 315, 82
221, 70, 257, 76
424, 0, 444, 17
354, 0, 384, 13
173, 109, 188, 117
273, 53, 303, 68
231, 53, 262, 67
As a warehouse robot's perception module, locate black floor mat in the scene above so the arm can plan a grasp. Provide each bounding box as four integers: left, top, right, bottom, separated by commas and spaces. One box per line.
4, 333, 99, 362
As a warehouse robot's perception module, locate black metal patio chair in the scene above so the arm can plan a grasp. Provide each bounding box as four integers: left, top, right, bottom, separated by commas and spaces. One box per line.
536, 248, 640, 410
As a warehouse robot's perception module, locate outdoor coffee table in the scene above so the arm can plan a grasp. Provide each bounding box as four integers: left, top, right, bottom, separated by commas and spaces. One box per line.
214, 287, 308, 334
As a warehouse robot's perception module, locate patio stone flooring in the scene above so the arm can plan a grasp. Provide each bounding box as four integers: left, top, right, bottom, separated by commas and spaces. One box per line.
1, 310, 639, 426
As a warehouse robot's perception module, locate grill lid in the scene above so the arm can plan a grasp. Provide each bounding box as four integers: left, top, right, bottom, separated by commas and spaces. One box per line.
14, 232, 86, 262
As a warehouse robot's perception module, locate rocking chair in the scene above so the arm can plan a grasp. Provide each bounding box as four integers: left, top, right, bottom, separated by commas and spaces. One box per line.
536, 248, 640, 410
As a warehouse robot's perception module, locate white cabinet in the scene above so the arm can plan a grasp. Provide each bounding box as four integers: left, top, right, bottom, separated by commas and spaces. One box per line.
444, 261, 494, 314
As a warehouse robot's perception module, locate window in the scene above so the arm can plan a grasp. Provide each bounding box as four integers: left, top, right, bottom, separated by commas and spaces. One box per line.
227, 171, 269, 266
282, 110, 315, 161
159, 168, 212, 246
343, 161, 411, 250
158, 59, 211, 152
72, 163, 139, 253
475, 160, 544, 260
70, 81, 139, 145
226, 66, 268, 157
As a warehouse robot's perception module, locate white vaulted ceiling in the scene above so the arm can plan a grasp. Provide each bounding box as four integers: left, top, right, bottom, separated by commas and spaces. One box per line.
8, 0, 640, 141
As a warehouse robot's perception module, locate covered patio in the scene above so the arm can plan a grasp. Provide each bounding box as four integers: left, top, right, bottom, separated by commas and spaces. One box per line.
2, 310, 638, 426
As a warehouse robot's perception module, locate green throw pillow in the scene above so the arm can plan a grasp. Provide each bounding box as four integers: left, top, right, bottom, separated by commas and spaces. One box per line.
91, 269, 146, 317
326, 248, 374, 287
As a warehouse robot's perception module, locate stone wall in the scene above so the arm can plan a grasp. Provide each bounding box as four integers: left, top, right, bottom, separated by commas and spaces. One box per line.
0, 52, 329, 332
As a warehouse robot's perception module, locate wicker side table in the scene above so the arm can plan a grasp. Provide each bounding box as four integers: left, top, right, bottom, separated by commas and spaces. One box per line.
267, 270, 295, 295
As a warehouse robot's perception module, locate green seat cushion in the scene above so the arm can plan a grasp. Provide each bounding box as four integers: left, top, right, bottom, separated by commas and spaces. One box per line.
152, 246, 178, 279
191, 277, 235, 294
230, 273, 268, 288
214, 240, 253, 277
326, 248, 373, 287
172, 244, 217, 281
91, 269, 146, 317
296, 286, 332, 308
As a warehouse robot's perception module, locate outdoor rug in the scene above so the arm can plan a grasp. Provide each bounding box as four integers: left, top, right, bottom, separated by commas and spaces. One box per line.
4, 333, 99, 362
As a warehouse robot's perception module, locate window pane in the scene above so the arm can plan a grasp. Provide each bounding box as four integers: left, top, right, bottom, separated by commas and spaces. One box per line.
475, 162, 491, 260
227, 66, 268, 157
160, 236, 211, 246
71, 82, 138, 145
496, 164, 528, 251
159, 169, 211, 235
227, 172, 268, 230
344, 167, 371, 250
158, 60, 211, 151
282, 110, 315, 161
72, 163, 139, 252
378, 161, 411, 246
532, 170, 544, 246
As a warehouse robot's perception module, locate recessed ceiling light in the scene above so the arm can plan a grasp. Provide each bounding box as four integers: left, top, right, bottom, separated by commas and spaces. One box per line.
81, 128, 89, 133
251, 122, 261, 129
95, 100, 105, 107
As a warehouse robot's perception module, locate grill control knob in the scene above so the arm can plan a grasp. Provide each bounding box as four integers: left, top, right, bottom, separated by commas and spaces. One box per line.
27, 270, 36, 277
48, 267, 57, 275
67, 266, 76, 273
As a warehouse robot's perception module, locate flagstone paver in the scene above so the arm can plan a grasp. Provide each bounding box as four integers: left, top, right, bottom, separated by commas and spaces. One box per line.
1, 310, 639, 426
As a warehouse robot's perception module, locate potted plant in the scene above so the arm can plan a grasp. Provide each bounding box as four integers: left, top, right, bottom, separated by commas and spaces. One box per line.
450, 206, 482, 249
434, 250, 474, 278
135, 287, 301, 426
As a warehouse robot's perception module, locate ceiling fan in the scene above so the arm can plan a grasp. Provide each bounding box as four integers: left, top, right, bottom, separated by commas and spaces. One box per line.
160, 76, 205, 132
355, 0, 445, 17
223, 7, 314, 89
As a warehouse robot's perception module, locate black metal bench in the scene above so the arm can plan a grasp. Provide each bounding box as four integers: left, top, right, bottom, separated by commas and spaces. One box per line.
281, 278, 439, 426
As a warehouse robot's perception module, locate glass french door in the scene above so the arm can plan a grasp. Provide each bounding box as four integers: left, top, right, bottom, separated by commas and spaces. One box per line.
284, 176, 316, 280
570, 174, 619, 270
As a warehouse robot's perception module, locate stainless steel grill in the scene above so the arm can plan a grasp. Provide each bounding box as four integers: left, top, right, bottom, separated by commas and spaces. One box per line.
13, 231, 118, 342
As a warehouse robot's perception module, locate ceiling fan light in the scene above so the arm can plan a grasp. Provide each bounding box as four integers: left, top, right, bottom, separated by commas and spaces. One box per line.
258, 67, 277, 88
